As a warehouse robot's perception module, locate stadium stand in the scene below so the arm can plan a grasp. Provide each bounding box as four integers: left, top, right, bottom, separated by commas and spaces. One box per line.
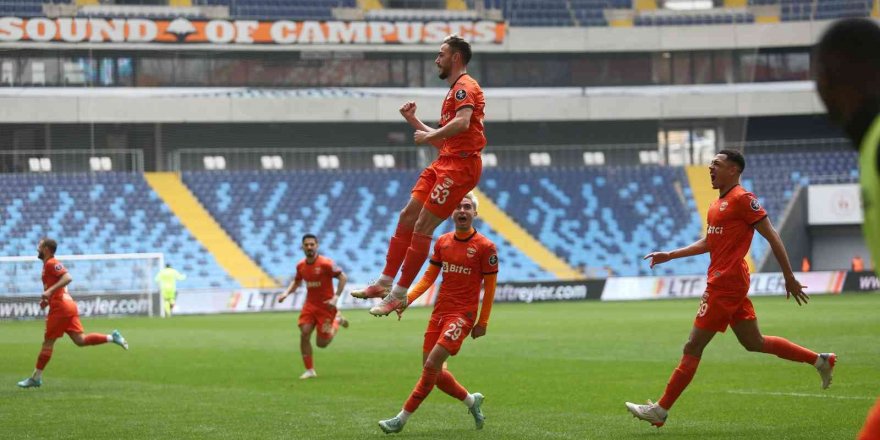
181, 170, 555, 284
742, 150, 859, 259
0, 173, 236, 290
192, 0, 354, 20
0, 0, 51, 17
478, 166, 708, 277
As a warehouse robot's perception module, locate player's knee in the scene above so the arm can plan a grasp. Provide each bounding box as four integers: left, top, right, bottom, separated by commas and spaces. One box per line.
682, 340, 705, 356
316, 339, 331, 348
740, 336, 764, 352
423, 357, 441, 370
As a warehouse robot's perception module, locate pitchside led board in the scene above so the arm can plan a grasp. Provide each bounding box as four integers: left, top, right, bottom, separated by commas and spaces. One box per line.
0, 17, 506, 45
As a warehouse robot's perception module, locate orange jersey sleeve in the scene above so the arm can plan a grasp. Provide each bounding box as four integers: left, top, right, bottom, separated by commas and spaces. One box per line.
408, 263, 441, 305
477, 273, 497, 328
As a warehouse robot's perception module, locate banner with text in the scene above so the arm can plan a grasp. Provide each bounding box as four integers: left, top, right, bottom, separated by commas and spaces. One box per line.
0, 17, 506, 45
0, 293, 154, 320
494, 280, 605, 303
601, 271, 846, 301
842, 271, 880, 292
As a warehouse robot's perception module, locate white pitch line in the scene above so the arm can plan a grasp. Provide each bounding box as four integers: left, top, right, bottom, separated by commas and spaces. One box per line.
727, 390, 875, 401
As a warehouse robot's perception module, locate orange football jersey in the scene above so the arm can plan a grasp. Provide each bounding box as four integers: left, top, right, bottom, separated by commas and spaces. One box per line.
294, 256, 342, 307
705, 185, 768, 294
429, 230, 498, 318
42, 257, 77, 317
439, 73, 486, 156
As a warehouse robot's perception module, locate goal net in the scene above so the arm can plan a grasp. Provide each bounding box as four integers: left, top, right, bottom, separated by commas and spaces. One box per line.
0, 253, 164, 320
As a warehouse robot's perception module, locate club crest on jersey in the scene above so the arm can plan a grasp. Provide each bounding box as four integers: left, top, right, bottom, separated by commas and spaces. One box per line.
489, 254, 498, 266
314, 267, 321, 274
455, 89, 466, 101
719, 201, 728, 212
750, 198, 762, 211
467, 247, 477, 258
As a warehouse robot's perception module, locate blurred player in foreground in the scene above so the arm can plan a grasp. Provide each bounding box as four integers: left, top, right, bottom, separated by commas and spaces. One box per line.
377, 192, 498, 434
278, 234, 349, 380
814, 18, 880, 440
625, 151, 835, 427
351, 35, 487, 318
18, 238, 128, 389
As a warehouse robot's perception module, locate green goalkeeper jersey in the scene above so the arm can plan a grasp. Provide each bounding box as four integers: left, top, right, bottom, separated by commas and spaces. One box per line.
860, 114, 880, 275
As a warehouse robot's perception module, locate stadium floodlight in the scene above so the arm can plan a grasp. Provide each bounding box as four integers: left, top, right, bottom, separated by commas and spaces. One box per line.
372, 154, 395, 169
482, 153, 498, 167
529, 152, 551, 166
317, 155, 340, 169
28, 157, 52, 172
89, 156, 112, 171
260, 155, 283, 170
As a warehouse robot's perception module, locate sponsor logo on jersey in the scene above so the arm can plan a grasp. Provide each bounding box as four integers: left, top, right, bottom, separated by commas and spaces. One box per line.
442, 262, 472, 275
306, 281, 322, 288
707, 225, 724, 235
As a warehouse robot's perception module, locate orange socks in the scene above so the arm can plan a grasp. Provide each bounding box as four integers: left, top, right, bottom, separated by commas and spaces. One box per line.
403, 366, 441, 413
303, 355, 314, 370
382, 224, 414, 279
83, 333, 109, 346
396, 233, 432, 289
436, 369, 469, 401
658, 354, 701, 410
35, 347, 53, 370
762, 336, 818, 364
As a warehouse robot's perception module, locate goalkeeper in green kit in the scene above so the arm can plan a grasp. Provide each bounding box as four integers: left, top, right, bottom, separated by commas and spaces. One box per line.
155, 264, 186, 317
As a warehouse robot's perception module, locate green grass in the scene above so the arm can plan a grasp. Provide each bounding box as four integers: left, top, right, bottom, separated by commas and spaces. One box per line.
2, 294, 878, 439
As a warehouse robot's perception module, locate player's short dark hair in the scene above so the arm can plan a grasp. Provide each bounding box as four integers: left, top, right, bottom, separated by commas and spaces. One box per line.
302, 234, 318, 244
443, 34, 472, 65
816, 18, 880, 73
718, 149, 745, 173
41, 238, 58, 253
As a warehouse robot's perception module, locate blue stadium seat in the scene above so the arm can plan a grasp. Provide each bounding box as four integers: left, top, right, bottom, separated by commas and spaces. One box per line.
0, 173, 236, 291
182, 170, 554, 284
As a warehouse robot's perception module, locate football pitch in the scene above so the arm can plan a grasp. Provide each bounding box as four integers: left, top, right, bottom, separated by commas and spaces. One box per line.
2, 294, 878, 439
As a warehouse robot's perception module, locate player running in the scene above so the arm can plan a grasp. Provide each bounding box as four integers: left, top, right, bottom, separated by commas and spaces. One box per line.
376, 192, 497, 434
17, 238, 128, 389
625, 150, 836, 427
278, 234, 349, 380
351, 35, 487, 317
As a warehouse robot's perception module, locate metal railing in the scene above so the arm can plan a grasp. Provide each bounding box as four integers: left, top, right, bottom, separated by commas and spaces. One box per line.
0, 149, 144, 174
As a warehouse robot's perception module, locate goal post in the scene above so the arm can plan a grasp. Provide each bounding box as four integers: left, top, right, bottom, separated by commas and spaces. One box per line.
0, 253, 164, 320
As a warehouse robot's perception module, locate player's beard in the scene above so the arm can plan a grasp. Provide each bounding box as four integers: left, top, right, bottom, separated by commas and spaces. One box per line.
37, 251, 45, 261
438, 64, 449, 80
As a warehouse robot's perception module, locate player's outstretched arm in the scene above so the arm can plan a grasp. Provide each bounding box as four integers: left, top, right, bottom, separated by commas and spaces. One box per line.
473, 273, 498, 339
754, 217, 809, 305
644, 237, 708, 268
278, 279, 301, 303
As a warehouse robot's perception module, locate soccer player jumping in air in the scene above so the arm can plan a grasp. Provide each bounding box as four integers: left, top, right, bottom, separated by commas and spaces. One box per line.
625, 150, 835, 427
377, 192, 497, 434
278, 234, 349, 380
18, 238, 128, 389
351, 35, 486, 317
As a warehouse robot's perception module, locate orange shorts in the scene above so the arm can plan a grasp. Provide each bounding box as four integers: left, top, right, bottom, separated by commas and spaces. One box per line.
693, 291, 756, 333
423, 313, 474, 356
45, 313, 83, 339
298, 304, 337, 340
411, 154, 482, 218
